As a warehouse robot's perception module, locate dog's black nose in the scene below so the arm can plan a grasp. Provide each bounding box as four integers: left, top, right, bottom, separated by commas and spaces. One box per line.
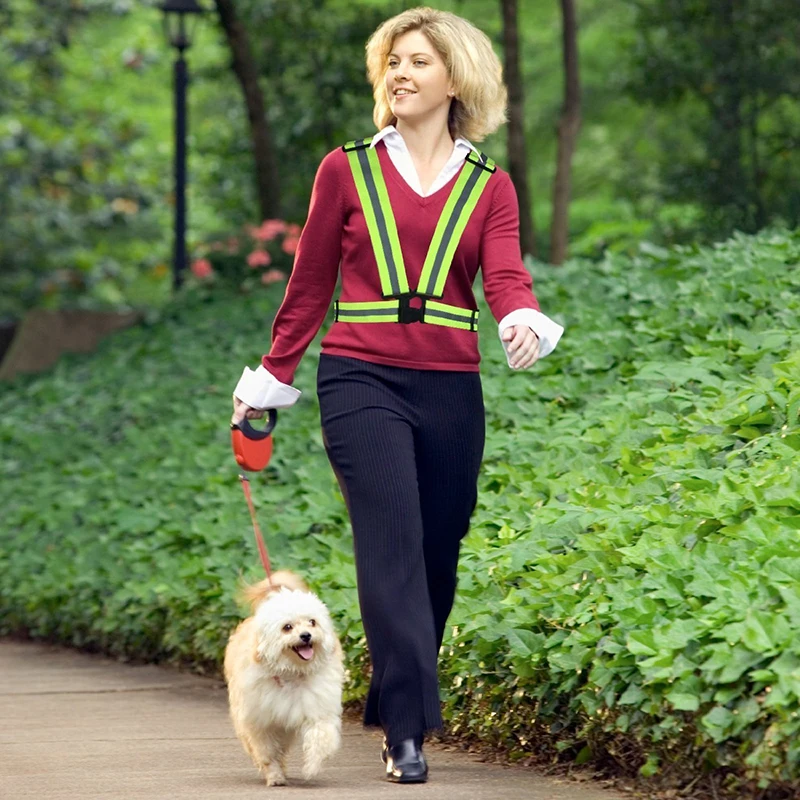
299, 632, 312, 643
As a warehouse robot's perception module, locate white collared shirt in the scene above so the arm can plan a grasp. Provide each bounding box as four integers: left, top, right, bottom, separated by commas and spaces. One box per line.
234, 127, 564, 409
370, 125, 476, 197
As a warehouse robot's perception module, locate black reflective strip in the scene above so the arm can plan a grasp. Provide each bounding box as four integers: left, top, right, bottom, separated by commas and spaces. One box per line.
426, 307, 474, 324
338, 307, 398, 318
355, 147, 401, 297
426, 164, 483, 292
465, 150, 496, 173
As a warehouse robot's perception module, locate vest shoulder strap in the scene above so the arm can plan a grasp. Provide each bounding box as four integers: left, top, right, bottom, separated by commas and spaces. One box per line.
341, 138, 498, 301
415, 148, 497, 297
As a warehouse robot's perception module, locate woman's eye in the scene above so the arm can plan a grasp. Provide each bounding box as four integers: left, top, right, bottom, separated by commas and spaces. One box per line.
414, 60, 426, 66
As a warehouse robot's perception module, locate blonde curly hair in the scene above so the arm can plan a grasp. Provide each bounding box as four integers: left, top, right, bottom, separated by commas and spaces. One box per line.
365, 6, 507, 142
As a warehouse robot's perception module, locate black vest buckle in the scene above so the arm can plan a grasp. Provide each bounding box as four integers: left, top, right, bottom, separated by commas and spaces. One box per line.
397, 293, 426, 324
464, 150, 497, 173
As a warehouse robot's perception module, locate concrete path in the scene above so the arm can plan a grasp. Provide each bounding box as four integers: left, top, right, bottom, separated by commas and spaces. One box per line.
1, 639, 624, 799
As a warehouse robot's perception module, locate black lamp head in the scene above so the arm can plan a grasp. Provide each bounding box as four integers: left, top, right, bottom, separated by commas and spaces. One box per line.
159, 0, 206, 51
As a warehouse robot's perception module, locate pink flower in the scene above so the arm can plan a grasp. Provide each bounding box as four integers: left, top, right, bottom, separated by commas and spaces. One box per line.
209, 241, 225, 252
261, 268, 286, 285
281, 236, 300, 255
247, 249, 272, 268
286, 223, 302, 237
252, 219, 287, 242
226, 237, 240, 254
191, 258, 213, 279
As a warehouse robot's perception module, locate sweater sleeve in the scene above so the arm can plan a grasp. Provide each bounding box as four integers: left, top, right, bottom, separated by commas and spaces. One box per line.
479, 172, 541, 322
261, 150, 344, 385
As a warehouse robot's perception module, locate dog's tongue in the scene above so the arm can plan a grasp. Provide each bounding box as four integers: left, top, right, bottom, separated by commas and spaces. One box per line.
296, 645, 313, 661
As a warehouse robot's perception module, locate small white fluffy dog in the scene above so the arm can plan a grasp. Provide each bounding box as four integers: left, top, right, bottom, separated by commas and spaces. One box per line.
224, 570, 344, 785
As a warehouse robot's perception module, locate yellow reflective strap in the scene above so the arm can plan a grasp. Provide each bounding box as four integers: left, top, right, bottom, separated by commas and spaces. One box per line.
336, 300, 398, 323
426, 300, 479, 331
345, 148, 393, 296
337, 300, 397, 310
335, 299, 478, 330
433, 168, 493, 296
337, 312, 399, 323
344, 142, 409, 297
418, 150, 496, 298
364, 148, 408, 296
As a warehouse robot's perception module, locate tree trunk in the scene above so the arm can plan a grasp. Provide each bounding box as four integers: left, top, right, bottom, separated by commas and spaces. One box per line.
550, 0, 581, 265
500, 0, 537, 258
214, 0, 281, 220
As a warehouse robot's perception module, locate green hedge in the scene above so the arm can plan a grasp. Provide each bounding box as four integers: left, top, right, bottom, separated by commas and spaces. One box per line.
2, 229, 799, 794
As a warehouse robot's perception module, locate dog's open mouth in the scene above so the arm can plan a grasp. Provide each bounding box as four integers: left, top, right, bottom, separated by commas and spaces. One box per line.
292, 644, 314, 661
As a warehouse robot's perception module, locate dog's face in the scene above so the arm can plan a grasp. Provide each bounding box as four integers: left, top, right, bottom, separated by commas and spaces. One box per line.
252, 588, 336, 674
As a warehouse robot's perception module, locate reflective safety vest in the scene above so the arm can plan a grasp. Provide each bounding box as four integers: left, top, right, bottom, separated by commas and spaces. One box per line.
334, 136, 497, 332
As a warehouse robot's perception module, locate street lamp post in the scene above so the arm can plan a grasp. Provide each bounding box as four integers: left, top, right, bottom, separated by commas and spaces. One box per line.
159, 0, 206, 290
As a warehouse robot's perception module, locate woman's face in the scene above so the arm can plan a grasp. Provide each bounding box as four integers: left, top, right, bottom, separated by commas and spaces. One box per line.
384, 29, 454, 126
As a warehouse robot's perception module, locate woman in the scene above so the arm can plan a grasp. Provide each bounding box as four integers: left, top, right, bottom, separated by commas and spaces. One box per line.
231, 6, 563, 784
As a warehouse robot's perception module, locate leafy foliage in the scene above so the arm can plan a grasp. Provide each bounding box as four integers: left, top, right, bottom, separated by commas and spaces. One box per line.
227, 0, 404, 217
625, 0, 800, 236
1, 228, 799, 793
0, 0, 174, 317
448, 230, 800, 792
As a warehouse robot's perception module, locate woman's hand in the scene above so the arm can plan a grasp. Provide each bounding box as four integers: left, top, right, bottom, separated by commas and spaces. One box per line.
502, 324, 540, 369
231, 395, 266, 426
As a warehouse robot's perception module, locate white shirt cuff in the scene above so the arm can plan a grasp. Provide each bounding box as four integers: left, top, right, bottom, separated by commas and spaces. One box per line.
498, 308, 564, 364
233, 365, 302, 409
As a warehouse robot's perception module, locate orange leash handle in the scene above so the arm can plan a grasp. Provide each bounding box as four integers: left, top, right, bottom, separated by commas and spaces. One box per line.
231, 410, 278, 579
230, 410, 277, 472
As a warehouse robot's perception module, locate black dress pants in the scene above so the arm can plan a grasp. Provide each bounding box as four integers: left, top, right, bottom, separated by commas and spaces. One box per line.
317, 354, 485, 745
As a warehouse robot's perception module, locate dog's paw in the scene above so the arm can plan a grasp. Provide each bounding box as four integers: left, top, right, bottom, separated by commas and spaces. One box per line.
265, 770, 287, 787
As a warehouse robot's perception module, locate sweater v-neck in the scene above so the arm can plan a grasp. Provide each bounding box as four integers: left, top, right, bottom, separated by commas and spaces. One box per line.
376, 141, 466, 208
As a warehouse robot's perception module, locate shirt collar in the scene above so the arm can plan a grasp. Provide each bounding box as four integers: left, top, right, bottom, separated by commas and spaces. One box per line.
370, 124, 476, 154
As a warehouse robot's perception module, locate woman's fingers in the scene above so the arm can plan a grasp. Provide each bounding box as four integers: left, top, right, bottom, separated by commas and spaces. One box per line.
508, 326, 540, 369
516, 335, 540, 369
505, 325, 526, 368
231, 395, 265, 425
505, 324, 527, 355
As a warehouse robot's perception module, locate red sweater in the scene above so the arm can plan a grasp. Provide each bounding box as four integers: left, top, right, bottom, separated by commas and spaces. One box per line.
262, 141, 540, 385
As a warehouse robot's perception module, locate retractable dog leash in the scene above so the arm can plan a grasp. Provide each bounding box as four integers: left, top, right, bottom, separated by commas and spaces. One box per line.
231, 410, 278, 579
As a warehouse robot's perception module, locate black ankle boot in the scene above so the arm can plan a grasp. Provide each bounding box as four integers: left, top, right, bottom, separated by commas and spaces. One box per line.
385, 737, 428, 783
381, 734, 423, 765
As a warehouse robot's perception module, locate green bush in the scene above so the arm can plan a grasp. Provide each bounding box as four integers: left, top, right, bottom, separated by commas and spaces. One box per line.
1, 228, 799, 794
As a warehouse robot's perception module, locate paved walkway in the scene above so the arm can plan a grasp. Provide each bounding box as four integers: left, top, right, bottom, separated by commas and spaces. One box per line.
1, 639, 623, 799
